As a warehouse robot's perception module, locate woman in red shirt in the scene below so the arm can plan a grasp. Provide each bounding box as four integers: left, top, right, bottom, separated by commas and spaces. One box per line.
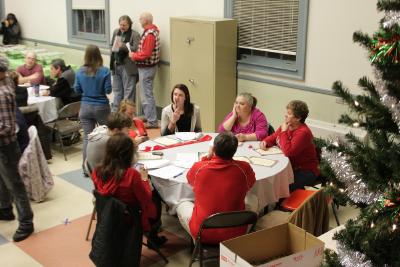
260, 100, 319, 192
92, 133, 166, 246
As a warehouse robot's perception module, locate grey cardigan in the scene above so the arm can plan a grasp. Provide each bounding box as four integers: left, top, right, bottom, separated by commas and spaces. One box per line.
161, 104, 202, 136
110, 28, 140, 75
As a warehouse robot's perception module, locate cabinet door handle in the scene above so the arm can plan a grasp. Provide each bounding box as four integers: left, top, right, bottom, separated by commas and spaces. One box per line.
188, 79, 195, 84
186, 37, 195, 44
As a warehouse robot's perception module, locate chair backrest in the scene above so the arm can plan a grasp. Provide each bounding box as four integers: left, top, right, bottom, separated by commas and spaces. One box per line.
58, 101, 81, 120
198, 210, 258, 238
268, 124, 275, 135
90, 190, 143, 267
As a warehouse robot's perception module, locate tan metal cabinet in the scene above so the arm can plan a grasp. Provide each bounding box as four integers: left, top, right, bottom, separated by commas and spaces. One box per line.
170, 17, 237, 132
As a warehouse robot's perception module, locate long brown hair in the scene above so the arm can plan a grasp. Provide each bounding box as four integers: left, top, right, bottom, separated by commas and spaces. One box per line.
96, 133, 134, 183
84, 44, 103, 76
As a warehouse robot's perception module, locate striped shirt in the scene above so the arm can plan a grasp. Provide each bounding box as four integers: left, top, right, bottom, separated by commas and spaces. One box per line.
0, 76, 16, 146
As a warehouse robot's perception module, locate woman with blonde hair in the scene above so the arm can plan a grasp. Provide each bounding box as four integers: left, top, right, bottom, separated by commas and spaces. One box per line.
118, 99, 148, 144
75, 44, 112, 176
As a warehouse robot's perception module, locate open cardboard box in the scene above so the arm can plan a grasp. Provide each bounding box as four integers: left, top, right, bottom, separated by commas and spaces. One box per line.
220, 223, 324, 267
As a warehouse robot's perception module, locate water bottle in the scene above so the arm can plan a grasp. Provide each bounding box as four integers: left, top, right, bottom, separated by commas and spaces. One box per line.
33, 84, 40, 97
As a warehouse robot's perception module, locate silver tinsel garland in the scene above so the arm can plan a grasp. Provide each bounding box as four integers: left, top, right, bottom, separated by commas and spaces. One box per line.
373, 69, 400, 133
337, 243, 373, 267
383, 11, 400, 28
321, 148, 383, 204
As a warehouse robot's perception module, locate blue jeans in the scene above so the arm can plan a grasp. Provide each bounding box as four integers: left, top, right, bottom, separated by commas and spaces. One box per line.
112, 65, 138, 112
138, 66, 157, 126
79, 103, 111, 162
0, 141, 33, 228
290, 170, 318, 192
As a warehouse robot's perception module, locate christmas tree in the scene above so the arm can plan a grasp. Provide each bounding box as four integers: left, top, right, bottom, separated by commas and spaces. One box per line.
320, 0, 400, 266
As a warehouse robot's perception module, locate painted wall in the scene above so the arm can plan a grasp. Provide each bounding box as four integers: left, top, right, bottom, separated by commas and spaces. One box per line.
3, 0, 382, 126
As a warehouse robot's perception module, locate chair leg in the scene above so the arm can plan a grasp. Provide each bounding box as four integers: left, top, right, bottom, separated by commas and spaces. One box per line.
199, 242, 203, 267
144, 238, 169, 264
85, 207, 96, 241
57, 132, 67, 161
189, 241, 200, 267
331, 202, 340, 226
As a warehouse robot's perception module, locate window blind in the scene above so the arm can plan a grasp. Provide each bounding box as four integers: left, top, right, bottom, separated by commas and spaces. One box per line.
233, 0, 299, 55
72, 0, 105, 10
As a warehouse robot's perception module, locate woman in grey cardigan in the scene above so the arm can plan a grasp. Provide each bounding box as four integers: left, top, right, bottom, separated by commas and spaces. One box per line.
161, 84, 201, 136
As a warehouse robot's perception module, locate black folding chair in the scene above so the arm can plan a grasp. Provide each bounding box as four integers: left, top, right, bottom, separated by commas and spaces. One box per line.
189, 210, 258, 267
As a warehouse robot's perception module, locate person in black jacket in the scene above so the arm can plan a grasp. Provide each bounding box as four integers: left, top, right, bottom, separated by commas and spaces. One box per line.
0, 13, 21, 45
42, 59, 81, 105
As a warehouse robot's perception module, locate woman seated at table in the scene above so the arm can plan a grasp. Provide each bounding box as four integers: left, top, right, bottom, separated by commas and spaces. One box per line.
118, 99, 148, 144
218, 92, 268, 142
0, 13, 21, 45
260, 100, 319, 192
42, 59, 81, 105
160, 84, 201, 136
92, 133, 166, 246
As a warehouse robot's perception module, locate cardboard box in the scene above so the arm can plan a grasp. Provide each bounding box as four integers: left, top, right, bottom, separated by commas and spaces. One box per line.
220, 223, 324, 267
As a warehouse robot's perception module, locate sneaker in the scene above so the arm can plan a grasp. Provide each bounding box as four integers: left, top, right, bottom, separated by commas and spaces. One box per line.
13, 226, 34, 242
0, 210, 15, 221
145, 122, 159, 129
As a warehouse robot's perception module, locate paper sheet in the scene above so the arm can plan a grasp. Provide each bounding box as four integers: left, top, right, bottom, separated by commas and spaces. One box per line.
254, 147, 282, 155
249, 157, 277, 167
126, 42, 131, 53
111, 36, 121, 52
153, 136, 181, 146
148, 165, 186, 180
174, 153, 199, 169
175, 132, 197, 141
137, 159, 170, 170
138, 152, 162, 160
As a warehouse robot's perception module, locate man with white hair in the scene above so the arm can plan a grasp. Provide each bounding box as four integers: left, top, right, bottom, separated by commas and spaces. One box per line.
16, 51, 46, 85
0, 56, 34, 242
129, 12, 160, 128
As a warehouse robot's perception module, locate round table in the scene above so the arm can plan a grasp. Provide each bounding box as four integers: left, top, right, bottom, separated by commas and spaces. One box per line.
138, 133, 294, 214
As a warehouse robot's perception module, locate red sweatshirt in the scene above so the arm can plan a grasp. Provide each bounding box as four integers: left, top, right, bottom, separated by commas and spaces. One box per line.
128, 118, 147, 139
262, 124, 320, 176
187, 155, 256, 244
92, 168, 156, 231
131, 24, 159, 62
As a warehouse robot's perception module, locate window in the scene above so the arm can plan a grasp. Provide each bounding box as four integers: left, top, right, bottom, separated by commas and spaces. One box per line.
66, 0, 110, 47
225, 0, 309, 79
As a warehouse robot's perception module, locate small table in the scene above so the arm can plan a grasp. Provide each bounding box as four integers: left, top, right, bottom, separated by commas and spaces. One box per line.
139, 133, 294, 214
27, 95, 60, 123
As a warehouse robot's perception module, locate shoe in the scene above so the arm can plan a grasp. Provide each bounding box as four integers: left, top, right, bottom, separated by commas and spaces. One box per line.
0, 210, 15, 221
147, 235, 168, 249
145, 122, 159, 129
13, 226, 34, 242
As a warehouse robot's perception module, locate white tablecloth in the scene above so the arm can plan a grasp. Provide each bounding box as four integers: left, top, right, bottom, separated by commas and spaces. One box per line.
139, 133, 294, 214
27, 96, 60, 123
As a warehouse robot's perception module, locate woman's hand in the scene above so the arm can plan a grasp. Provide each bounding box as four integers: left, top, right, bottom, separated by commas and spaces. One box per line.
139, 166, 149, 181
281, 121, 288, 132
171, 105, 181, 123
232, 103, 238, 119
260, 141, 267, 150
236, 133, 247, 142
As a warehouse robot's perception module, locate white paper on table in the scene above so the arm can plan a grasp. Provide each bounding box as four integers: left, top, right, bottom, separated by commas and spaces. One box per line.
249, 157, 277, 167
138, 152, 162, 160
174, 153, 199, 169
137, 159, 170, 170
254, 146, 282, 155
148, 165, 186, 180
175, 132, 200, 141
153, 136, 181, 146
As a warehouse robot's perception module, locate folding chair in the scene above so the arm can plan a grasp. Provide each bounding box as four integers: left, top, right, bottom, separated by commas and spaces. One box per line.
46, 101, 81, 160
189, 210, 258, 267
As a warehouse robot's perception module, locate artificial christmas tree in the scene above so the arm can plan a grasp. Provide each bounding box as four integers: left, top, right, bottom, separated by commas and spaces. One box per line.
320, 1, 400, 266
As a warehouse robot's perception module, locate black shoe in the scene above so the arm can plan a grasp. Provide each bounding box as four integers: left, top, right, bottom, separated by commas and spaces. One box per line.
13, 227, 34, 242
0, 210, 15, 221
147, 235, 167, 249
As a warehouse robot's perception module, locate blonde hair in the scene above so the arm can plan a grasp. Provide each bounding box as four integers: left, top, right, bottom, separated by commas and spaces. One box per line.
118, 99, 136, 114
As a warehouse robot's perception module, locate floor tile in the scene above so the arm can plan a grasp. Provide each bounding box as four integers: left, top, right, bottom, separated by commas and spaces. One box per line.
0, 243, 42, 267
0, 233, 9, 246
58, 168, 94, 193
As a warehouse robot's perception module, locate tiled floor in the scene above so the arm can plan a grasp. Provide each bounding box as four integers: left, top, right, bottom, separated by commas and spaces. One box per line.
0, 128, 358, 267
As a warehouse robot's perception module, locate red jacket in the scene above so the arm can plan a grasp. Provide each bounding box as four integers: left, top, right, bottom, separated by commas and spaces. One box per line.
128, 118, 147, 139
262, 124, 320, 176
187, 156, 256, 244
92, 168, 156, 231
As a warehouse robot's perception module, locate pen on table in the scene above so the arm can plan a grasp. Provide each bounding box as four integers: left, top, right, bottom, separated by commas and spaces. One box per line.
173, 172, 184, 178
